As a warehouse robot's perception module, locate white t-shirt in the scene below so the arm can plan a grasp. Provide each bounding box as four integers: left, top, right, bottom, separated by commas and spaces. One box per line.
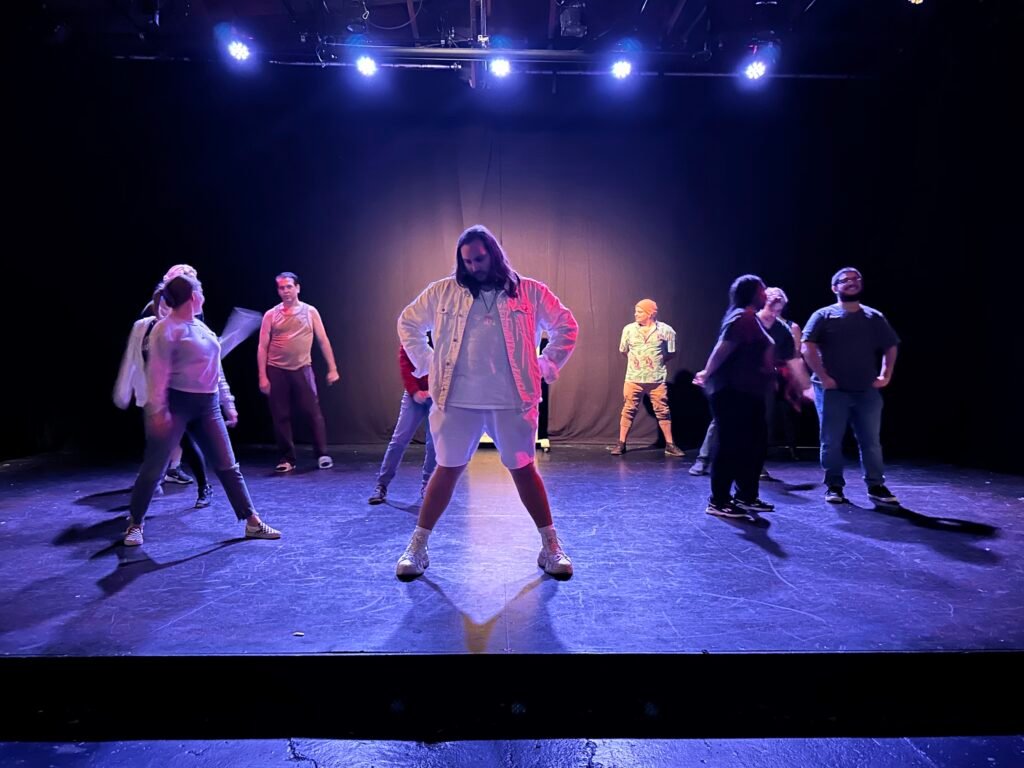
446, 290, 521, 409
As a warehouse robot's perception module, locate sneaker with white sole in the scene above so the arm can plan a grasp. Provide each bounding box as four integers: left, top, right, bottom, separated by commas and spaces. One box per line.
318, 455, 333, 469
705, 498, 748, 519
275, 461, 295, 473
194, 483, 213, 509
396, 541, 429, 579
124, 524, 144, 547
689, 458, 709, 476
867, 484, 900, 506
163, 466, 194, 484
824, 486, 847, 504
538, 539, 574, 579
734, 497, 775, 513
245, 519, 281, 539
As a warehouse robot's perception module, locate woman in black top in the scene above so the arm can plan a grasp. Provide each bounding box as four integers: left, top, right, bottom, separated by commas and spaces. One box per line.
693, 275, 776, 518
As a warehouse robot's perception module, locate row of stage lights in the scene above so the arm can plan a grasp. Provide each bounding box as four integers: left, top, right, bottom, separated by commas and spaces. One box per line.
218, 21, 796, 85
226, 43, 777, 83
206, 0, 929, 84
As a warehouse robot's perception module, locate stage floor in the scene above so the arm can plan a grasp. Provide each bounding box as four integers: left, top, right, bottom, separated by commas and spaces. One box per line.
3, 736, 1023, 767
1, 446, 1022, 753
1, 444, 1021, 657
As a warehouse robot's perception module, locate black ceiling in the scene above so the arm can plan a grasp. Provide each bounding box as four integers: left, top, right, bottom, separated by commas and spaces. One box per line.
22, 1, 1012, 78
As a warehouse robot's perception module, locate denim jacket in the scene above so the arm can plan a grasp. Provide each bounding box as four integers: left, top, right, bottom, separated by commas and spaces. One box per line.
398, 276, 578, 410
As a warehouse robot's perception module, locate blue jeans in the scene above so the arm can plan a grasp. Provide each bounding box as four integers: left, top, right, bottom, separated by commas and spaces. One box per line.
813, 384, 885, 488
697, 419, 718, 462
129, 390, 257, 525
376, 392, 437, 489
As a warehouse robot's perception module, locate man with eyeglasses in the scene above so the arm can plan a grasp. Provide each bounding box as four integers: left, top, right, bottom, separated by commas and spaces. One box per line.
801, 268, 901, 506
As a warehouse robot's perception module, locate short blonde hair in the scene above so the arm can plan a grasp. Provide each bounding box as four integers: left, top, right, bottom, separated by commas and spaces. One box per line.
163, 264, 198, 282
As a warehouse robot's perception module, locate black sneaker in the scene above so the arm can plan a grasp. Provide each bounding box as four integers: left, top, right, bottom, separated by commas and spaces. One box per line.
867, 484, 900, 505
195, 483, 213, 509
734, 497, 775, 513
163, 466, 194, 484
610, 442, 626, 456
368, 484, 387, 505
705, 499, 748, 519
824, 486, 847, 504
688, 458, 709, 476
664, 443, 685, 458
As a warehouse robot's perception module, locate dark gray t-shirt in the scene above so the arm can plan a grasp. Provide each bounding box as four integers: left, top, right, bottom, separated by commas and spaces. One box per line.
765, 318, 797, 365
707, 308, 774, 397
802, 304, 900, 392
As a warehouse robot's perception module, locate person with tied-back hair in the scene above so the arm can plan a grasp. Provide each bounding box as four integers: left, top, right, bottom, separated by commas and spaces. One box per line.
689, 285, 810, 480
693, 275, 776, 519
395, 225, 578, 580
123, 275, 281, 547
115, 264, 213, 508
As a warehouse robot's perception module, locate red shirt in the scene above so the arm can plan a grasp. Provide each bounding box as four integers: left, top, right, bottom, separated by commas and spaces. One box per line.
399, 346, 429, 396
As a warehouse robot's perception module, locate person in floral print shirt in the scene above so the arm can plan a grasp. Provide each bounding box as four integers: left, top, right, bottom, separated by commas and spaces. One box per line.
612, 299, 684, 458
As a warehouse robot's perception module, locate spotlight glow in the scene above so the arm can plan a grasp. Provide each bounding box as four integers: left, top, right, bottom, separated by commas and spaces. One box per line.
611, 60, 632, 79
744, 61, 767, 80
356, 56, 378, 76
227, 41, 251, 61
490, 58, 511, 78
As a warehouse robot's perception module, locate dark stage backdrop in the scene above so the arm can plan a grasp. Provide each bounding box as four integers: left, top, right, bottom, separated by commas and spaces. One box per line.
8, 41, 1018, 473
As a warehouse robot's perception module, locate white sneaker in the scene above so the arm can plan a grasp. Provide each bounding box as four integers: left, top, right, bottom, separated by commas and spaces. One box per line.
538, 539, 573, 579
396, 541, 429, 579
275, 461, 295, 473
318, 455, 333, 469
245, 519, 281, 539
124, 524, 144, 547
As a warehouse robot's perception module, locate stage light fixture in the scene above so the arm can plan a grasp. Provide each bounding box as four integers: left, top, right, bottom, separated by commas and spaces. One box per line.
490, 58, 511, 78
214, 23, 257, 68
356, 55, 378, 76
740, 40, 780, 83
227, 40, 251, 61
611, 60, 633, 79
744, 60, 766, 80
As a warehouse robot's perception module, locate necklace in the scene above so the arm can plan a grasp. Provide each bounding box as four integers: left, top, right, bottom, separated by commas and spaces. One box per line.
480, 290, 497, 314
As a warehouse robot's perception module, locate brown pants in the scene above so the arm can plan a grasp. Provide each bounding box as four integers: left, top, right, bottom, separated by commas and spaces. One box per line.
620, 381, 671, 430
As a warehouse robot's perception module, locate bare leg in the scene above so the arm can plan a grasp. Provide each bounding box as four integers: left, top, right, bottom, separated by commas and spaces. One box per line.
509, 461, 553, 528
416, 464, 467, 530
